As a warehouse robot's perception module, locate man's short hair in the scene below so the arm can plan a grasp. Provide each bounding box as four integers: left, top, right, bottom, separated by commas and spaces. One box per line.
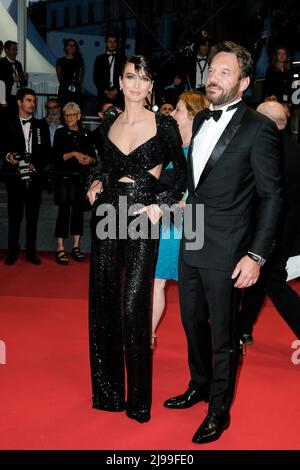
105, 33, 118, 42
16, 88, 36, 101
208, 40, 253, 79
4, 40, 17, 52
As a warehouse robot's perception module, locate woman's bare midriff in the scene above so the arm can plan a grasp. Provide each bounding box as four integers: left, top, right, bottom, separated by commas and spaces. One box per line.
118, 164, 162, 183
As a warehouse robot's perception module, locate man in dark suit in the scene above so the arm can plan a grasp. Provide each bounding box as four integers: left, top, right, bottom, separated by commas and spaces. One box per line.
241, 101, 300, 344
0, 41, 27, 112
164, 41, 282, 443
1, 88, 51, 265
93, 34, 125, 107
185, 32, 210, 93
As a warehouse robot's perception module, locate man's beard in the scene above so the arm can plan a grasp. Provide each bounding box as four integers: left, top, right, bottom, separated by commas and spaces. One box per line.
205, 81, 241, 106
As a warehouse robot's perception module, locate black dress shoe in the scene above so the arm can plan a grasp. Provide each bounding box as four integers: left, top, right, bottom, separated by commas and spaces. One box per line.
26, 254, 42, 265
164, 388, 209, 409
192, 412, 230, 444
5, 252, 18, 265
126, 409, 151, 423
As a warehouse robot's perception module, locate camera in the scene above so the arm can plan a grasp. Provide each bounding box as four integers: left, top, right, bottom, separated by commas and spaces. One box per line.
13, 152, 33, 188
103, 106, 120, 119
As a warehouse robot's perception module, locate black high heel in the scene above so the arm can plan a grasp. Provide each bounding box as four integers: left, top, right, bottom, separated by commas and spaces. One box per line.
126, 404, 151, 423
71, 247, 85, 262
56, 250, 69, 265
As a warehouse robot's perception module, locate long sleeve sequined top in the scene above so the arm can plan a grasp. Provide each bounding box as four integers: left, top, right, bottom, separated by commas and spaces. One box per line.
90, 112, 187, 206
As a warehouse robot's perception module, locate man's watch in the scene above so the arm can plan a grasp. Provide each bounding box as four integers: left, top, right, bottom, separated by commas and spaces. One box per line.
247, 251, 266, 267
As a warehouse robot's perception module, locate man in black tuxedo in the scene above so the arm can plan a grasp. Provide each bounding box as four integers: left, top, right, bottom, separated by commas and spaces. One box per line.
93, 34, 125, 107
1, 88, 51, 265
241, 101, 300, 344
0, 41, 27, 112
185, 32, 210, 93
164, 41, 282, 443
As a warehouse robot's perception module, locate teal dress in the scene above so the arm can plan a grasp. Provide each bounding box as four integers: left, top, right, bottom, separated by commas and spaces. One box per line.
155, 146, 188, 280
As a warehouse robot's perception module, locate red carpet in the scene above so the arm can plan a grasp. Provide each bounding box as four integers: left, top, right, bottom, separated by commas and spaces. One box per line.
0, 251, 300, 450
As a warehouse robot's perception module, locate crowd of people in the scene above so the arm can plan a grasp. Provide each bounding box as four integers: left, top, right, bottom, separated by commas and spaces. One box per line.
0, 32, 300, 445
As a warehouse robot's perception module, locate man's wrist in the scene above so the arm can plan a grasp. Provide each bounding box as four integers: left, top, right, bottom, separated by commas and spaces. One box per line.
247, 251, 266, 267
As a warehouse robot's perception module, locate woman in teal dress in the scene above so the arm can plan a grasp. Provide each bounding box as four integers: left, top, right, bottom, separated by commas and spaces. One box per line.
152, 90, 209, 348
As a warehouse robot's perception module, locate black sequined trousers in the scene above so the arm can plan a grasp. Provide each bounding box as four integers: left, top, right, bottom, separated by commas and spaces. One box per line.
89, 182, 159, 420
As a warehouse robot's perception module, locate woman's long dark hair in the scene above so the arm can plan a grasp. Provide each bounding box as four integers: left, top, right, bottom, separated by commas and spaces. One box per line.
271, 47, 292, 72
64, 38, 83, 63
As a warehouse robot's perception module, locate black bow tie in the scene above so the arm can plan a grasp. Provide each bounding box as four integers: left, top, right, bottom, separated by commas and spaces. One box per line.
22, 118, 33, 125
107, 52, 116, 56
204, 108, 223, 122
204, 102, 240, 122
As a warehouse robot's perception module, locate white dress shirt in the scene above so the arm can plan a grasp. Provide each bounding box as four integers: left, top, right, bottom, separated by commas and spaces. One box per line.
195, 55, 208, 88
0, 79, 6, 104
108, 54, 115, 88
6, 56, 19, 96
192, 99, 241, 187
20, 117, 33, 154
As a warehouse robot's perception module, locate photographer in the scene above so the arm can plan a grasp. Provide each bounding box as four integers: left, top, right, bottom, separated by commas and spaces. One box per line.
1, 88, 51, 265
184, 31, 210, 93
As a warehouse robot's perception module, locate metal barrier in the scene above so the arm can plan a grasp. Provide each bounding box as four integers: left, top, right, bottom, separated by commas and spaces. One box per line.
81, 116, 101, 132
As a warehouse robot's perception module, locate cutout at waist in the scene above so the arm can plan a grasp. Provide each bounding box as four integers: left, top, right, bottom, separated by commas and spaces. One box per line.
118, 177, 135, 183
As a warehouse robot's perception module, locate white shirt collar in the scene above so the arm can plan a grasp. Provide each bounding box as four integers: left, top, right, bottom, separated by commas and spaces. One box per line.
210, 98, 242, 112
6, 56, 15, 64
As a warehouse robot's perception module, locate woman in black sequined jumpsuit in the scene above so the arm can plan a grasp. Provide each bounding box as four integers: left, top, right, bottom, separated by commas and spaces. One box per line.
87, 56, 187, 423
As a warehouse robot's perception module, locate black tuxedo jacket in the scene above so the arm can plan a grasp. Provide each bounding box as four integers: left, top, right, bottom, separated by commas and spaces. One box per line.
0, 57, 27, 101
93, 52, 126, 98
0, 116, 51, 180
181, 101, 282, 271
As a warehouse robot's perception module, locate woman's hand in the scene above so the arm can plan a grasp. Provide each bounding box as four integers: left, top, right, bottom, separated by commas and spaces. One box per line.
82, 154, 95, 165
87, 179, 103, 205
73, 151, 87, 164
133, 204, 163, 224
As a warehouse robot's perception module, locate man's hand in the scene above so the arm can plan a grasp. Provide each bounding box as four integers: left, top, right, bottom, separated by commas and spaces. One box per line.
6, 153, 18, 165
231, 255, 261, 288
